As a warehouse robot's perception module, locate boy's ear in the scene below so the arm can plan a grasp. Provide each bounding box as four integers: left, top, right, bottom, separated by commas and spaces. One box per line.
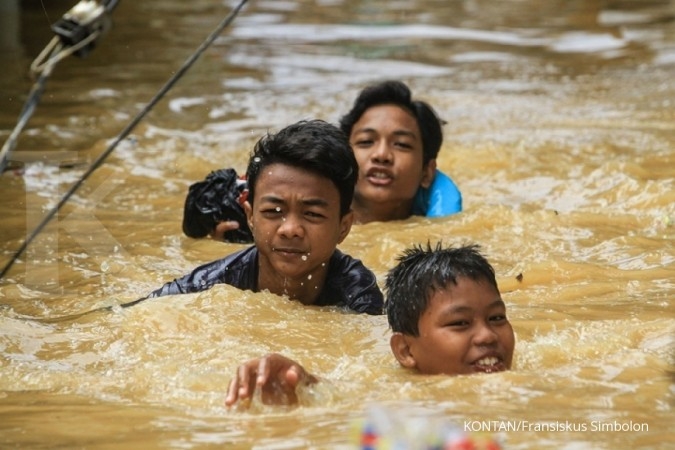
336, 210, 354, 244
390, 332, 417, 369
419, 159, 437, 189
244, 201, 253, 230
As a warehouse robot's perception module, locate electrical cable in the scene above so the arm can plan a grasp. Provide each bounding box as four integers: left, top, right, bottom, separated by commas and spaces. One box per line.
0, 0, 249, 280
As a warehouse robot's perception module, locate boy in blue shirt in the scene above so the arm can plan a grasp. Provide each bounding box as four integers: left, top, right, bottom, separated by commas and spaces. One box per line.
147, 120, 383, 315
340, 80, 462, 223
184, 80, 461, 241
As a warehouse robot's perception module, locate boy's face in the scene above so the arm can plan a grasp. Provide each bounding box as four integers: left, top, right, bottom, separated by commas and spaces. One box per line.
349, 104, 435, 210
391, 276, 515, 375
245, 163, 352, 292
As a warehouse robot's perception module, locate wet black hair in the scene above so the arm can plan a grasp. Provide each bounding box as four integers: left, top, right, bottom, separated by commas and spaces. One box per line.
339, 80, 444, 166
385, 242, 499, 336
246, 119, 358, 217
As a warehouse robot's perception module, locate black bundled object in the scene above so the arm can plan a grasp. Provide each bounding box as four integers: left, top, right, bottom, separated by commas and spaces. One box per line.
182, 168, 253, 243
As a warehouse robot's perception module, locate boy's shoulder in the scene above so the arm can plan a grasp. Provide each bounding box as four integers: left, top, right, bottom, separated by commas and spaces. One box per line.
322, 249, 384, 315
412, 169, 462, 218
327, 248, 370, 272
192, 245, 259, 290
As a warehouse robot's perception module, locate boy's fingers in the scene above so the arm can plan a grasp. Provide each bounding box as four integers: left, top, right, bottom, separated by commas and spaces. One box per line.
285, 365, 301, 387
210, 221, 240, 240
236, 363, 255, 398
225, 360, 263, 407
225, 377, 239, 406
257, 357, 271, 386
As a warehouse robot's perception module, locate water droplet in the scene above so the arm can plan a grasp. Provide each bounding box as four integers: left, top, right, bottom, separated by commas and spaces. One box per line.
275, 207, 281, 212
301, 255, 308, 261
100, 261, 110, 273
307, 274, 312, 280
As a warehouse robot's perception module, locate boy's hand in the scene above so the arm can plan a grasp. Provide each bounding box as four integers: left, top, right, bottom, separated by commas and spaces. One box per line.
225, 353, 318, 407
210, 221, 240, 241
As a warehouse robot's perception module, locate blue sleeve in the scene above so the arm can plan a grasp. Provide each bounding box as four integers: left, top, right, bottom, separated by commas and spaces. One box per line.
412, 170, 462, 218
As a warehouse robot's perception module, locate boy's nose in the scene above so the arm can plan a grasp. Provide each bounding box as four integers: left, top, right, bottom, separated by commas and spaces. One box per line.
473, 323, 498, 346
277, 214, 305, 238
370, 139, 392, 163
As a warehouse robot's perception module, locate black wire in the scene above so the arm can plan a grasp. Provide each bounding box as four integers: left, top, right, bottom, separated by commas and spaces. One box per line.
0, 0, 249, 280
0, 66, 53, 174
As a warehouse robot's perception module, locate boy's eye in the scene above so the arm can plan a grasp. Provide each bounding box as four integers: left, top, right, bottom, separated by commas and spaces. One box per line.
489, 315, 507, 323
353, 139, 373, 147
305, 210, 326, 220
446, 320, 470, 328
394, 141, 413, 150
261, 207, 283, 216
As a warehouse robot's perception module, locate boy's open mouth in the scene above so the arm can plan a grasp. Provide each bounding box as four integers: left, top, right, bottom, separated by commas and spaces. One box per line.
472, 355, 506, 373
365, 168, 393, 186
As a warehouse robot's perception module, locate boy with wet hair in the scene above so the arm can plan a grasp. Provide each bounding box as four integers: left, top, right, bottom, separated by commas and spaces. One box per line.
146, 119, 384, 315
339, 80, 462, 222
386, 242, 514, 375
225, 243, 515, 406
339, 80, 443, 168
185, 80, 461, 241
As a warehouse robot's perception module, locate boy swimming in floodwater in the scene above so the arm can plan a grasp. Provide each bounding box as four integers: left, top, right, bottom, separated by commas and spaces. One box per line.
185, 80, 461, 241
340, 80, 461, 223
225, 243, 515, 406
146, 120, 384, 315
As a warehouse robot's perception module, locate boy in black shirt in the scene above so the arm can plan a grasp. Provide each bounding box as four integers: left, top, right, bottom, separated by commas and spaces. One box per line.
147, 120, 383, 315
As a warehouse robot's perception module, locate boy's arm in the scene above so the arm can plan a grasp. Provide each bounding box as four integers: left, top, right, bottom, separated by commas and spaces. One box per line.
225, 353, 318, 407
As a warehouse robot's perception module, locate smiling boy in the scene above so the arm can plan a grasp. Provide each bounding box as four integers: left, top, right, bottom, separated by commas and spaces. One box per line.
386, 243, 514, 375
225, 243, 515, 406
146, 120, 384, 315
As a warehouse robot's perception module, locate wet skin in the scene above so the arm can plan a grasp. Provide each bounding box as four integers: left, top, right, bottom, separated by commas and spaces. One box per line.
244, 163, 352, 305
394, 277, 515, 375
349, 104, 435, 223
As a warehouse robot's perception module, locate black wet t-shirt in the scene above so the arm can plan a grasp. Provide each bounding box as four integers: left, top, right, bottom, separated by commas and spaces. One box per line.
147, 246, 384, 315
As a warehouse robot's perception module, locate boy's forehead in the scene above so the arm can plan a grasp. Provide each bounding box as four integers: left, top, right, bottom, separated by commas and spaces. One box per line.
254, 163, 340, 202
427, 277, 500, 303
445, 274, 494, 287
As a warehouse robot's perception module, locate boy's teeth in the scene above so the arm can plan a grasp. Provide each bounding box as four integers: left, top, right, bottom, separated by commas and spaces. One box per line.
477, 357, 498, 366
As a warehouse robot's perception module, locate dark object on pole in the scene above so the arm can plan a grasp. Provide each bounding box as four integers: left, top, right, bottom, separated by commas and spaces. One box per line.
51, 0, 120, 57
